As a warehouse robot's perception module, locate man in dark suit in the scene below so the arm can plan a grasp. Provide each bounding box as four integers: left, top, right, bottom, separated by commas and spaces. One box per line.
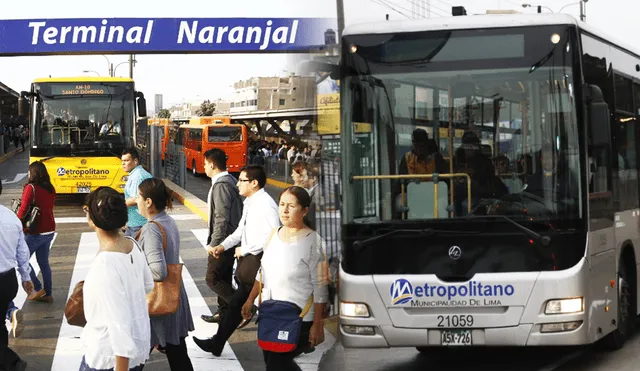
202, 148, 243, 324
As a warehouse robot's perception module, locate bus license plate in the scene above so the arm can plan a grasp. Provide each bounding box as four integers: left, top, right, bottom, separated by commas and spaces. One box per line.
441, 330, 472, 346
77, 187, 90, 194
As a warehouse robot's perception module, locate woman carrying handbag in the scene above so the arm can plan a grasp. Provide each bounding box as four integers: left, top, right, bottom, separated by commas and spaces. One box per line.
241, 186, 329, 371
6, 160, 57, 339
79, 187, 154, 371
135, 178, 194, 370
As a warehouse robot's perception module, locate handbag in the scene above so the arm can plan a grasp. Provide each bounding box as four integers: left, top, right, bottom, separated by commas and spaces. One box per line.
256, 227, 314, 353
11, 184, 40, 233
136, 221, 183, 316
64, 281, 86, 327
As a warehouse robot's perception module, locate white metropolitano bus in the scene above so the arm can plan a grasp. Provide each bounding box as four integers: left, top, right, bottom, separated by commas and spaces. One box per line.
336, 11, 640, 352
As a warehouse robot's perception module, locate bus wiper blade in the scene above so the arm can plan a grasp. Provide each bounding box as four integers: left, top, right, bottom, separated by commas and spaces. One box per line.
473, 215, 551, 247
353, 229, 433, 249
352, 228, 479, 250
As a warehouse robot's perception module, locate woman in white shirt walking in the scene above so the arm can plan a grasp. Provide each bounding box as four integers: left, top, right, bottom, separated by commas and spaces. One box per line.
242, 185, 329, 371
80, 187, 154, 371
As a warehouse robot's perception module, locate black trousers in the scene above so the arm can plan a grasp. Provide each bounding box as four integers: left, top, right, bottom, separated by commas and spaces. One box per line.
152, 337, 193, 371
205, 248, 236, 315
0, 268, 21, 370
211, 253, 262, 352
263, 321, 313, 371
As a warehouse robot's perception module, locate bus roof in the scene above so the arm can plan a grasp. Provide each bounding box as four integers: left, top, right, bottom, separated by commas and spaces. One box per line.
33, 77, 134, 83
178, 123, 243, 130
342, 13, 578, 36
343, 13, 640, 66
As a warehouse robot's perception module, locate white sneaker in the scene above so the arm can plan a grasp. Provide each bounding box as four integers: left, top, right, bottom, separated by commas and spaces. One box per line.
11, 309, 24, 338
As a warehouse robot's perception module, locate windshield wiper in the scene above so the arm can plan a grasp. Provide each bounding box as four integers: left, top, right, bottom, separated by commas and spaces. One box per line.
71, 148, 121, 158
467, 215, 551, 246
352, 228, 479, 250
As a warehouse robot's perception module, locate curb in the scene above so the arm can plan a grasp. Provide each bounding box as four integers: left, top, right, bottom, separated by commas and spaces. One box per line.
162, 178, 209, 222
267, 178, 293, 189
0, 148, 21, 165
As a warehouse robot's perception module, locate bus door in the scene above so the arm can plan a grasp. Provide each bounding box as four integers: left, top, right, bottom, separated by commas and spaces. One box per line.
185, 127, 203, 175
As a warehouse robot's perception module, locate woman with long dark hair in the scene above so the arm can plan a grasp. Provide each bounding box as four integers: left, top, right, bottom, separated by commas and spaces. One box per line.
135, 178, 194, 370
17, 161, 56, 303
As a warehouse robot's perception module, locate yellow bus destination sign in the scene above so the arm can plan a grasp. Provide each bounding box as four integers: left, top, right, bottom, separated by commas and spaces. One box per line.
59, 84, 106, 95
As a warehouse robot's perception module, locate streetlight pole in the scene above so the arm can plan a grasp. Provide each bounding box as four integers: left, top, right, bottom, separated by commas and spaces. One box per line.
558, 1, 588, 21
336, 0, 345, 40
129, 54, 135, 79
83, 70, 100, 76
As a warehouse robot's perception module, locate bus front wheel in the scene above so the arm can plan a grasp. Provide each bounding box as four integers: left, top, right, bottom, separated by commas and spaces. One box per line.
192, 160, 197, 176
603, 255, 636, 350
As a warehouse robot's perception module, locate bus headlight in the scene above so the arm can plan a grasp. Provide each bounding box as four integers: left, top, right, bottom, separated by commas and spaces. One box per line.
340, 302, 370, 318
545, 298, 583, 314
121, 176, 129, 182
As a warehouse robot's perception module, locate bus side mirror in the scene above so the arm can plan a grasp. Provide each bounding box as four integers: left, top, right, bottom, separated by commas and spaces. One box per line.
136, 92, 147, 118
18, 91, 30, 117
585, 84, 610, 148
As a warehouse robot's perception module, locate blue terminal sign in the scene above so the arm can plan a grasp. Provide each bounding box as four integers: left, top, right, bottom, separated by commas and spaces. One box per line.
0, 17, 335, 55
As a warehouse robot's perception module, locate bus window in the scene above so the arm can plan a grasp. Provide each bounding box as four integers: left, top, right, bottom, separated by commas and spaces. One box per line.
208, 126, 243, 142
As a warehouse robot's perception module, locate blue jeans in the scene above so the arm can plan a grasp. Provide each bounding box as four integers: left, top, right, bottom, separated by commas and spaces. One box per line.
25, 233, 55, 296
5, 302, 17, 321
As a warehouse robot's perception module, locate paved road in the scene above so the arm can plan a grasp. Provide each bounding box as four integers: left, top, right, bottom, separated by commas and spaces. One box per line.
0, 149, 334, 371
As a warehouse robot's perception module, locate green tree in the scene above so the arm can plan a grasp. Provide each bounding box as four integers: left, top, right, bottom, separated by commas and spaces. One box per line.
197, 100, 216, 116
158, 109, 171, 118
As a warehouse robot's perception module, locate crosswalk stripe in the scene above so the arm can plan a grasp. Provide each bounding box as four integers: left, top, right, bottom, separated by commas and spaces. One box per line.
5, 232, 57, 333
179, 256, 244, 369
51, 232, 99, 371
189, 228, 336, 369
50, 231, 245, 370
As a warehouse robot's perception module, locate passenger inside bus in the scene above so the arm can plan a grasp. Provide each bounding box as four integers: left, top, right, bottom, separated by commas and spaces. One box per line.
523, 144, 578, 202
452, 131, 507, 216
398, 128, 447, 176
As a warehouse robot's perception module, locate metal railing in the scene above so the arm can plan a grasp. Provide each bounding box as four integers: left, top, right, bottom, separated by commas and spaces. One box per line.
351, 173, 473, 218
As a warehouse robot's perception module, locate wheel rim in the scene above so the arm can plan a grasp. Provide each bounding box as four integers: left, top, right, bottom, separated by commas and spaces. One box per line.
619, 276, 631, 336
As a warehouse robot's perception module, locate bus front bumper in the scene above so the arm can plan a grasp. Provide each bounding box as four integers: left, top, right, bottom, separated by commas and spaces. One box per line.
340, 320, 590, 348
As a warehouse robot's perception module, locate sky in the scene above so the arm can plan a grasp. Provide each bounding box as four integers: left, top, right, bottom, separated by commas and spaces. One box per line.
0, 0, 337, 108
0, 0, 636, 109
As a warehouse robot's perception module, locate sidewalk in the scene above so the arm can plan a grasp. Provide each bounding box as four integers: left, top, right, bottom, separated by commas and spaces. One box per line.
0, 147, 21, 165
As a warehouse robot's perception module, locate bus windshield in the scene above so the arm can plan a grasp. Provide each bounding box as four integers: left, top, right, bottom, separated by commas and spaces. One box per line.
31, 82, 135, 156
208, 126, 243, 142
342, 25, 583, 225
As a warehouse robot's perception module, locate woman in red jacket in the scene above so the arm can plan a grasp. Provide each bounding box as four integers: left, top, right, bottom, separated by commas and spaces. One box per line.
16, 161, 56, 302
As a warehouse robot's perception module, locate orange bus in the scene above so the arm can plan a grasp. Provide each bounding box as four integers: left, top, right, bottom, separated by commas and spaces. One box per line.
178, 123, 248, 176
189, 116, 231, 125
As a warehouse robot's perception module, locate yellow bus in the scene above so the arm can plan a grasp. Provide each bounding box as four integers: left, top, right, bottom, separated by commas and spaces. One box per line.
19, 76, 147, 194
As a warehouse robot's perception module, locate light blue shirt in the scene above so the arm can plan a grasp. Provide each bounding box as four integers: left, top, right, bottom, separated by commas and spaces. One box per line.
124, 165, 153, 228
0, 205, 32, 280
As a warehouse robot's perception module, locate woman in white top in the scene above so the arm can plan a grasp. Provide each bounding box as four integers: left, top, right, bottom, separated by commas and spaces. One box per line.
241, 185, 329, 371
79, 187, 154, 371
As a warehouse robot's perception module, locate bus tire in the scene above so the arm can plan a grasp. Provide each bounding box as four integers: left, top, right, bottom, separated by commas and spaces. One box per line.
603, 253, 636, 350
192, 160, 197, 176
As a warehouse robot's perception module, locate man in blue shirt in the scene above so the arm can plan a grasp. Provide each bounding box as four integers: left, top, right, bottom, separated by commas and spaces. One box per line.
0, 179, 33, 371
121, 147, 153, 238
